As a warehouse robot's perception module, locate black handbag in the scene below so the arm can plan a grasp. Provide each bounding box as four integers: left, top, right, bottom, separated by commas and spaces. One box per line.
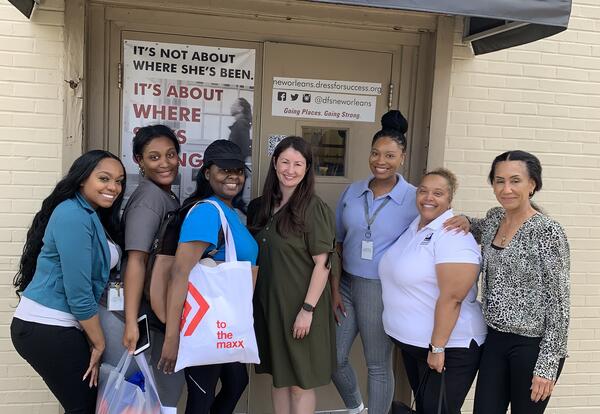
142, 200, 225, 330
391, 370, 448, 414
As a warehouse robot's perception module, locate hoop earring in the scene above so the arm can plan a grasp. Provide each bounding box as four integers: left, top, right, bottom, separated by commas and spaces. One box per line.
139, 166, 145, 177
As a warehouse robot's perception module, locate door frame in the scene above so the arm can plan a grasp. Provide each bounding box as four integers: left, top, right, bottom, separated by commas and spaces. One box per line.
81, 4, 448, 409
85, 1, 437, 189
258, 40, 396, 212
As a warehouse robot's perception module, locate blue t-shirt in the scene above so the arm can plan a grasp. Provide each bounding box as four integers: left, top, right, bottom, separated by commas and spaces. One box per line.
179, 196, 258, 265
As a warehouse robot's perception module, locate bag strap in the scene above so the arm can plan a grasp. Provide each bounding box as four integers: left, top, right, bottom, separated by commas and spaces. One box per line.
409, 368, 449, 413
115, 350, 132, 375
186, 199, 237, 262
437, 370, 449, 414
134, 354, 163, 404
409, 367, 430, 410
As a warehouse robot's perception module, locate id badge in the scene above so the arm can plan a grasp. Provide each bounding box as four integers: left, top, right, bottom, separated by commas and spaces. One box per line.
361, 240, 374, 260
107, 282, 124, 311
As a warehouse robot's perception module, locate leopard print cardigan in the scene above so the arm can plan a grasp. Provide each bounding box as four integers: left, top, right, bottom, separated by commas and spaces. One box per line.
470, 207, 570, 380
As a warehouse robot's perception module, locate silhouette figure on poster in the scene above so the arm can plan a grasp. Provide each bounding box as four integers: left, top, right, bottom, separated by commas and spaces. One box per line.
228, 97, 252, 214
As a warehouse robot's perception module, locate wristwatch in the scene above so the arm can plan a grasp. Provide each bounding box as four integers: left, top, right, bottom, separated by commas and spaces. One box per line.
302, 302, 315, 312
429, 343, 445, 354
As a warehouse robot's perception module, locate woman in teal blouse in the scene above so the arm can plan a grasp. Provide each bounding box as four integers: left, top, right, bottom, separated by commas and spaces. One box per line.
11, 150, 126, 414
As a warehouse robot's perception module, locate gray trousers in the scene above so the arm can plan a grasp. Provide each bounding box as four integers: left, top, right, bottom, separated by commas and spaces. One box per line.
331, 274, 394, 414
98, 306, 184, 408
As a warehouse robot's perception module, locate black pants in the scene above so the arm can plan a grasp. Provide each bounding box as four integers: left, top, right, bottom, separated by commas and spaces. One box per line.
184, 362, 248, 414
392, 338, 482, 414
473, 328, 565, 414
10, 318, 96, 414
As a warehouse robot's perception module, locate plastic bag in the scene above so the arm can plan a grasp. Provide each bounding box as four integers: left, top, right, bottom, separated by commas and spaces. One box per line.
96, 351, 163, 414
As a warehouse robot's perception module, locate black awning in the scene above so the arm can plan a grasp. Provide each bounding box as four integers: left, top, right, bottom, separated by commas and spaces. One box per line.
309, 0, 571, 55
9, 0, 36, 18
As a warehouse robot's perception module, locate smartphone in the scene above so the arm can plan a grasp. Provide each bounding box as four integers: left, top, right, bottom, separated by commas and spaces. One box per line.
134, 314, 151, 355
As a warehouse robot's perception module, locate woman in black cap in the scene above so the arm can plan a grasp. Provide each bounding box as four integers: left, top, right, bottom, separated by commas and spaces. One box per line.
331, 110, 418, 414
159, 140, 259, 414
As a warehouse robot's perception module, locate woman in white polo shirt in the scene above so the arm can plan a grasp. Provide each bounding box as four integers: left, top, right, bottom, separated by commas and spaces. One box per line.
379, 168, 486, 414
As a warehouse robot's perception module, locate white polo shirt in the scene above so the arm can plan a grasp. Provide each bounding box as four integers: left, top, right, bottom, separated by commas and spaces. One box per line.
379, 209, 486, 349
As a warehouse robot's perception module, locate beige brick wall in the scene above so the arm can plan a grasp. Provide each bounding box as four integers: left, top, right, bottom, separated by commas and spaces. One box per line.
447, 1, 600, 412
0, 0, 64, 412
1, 0, 599, 412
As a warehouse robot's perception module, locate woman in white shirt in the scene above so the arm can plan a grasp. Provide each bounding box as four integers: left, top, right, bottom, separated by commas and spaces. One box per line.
379, 168, 485, 414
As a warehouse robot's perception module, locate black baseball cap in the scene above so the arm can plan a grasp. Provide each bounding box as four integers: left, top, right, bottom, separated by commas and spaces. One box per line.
202, 139, 245, 170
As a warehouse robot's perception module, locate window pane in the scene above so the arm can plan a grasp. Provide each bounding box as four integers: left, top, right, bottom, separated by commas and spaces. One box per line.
301, 126, 347, 177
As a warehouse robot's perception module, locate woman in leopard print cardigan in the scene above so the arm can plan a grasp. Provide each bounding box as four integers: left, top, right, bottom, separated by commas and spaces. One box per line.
446, 150, 569, 414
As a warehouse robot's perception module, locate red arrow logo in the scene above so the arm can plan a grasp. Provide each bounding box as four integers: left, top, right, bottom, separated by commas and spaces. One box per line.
180, 282, 210, 336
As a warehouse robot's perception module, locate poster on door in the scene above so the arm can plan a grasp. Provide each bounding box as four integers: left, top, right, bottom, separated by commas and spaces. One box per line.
271, 77, 382, 123
122, 39, 255, 204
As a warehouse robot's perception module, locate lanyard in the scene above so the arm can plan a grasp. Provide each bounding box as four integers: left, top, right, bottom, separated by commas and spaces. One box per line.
363, 195, 391, 239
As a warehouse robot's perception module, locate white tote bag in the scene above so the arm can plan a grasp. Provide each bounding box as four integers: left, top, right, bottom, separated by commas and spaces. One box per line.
174, 199, 260, 372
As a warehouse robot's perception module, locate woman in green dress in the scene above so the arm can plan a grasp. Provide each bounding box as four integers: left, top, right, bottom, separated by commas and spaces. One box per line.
248, 136, 337, 414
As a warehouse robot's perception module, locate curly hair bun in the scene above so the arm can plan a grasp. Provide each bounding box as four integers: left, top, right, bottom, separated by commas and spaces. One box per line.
381, 110, 408, 134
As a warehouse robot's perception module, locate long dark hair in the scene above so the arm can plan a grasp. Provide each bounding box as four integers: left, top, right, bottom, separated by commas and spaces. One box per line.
13, 150, 126, 297
184, 167, 214, 207
250, 136, 315, 236
232, 97, 252, 123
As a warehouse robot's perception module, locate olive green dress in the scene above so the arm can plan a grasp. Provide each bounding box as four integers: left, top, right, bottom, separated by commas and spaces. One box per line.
248, 195, 337, 389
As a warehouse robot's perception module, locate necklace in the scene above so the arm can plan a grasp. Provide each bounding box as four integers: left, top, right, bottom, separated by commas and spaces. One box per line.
498, 212, 535, 246
498, 218, 513, 247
